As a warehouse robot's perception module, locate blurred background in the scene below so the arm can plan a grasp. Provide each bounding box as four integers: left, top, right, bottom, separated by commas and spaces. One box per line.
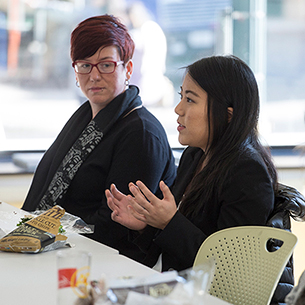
0, 0, 304, 282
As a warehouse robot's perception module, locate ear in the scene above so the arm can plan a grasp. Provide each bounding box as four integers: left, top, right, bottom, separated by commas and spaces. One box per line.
227, 107, 233, 123
125, 59, 133, 81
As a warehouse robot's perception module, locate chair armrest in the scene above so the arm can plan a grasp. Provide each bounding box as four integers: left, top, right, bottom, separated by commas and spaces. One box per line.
275, 183, 305, 222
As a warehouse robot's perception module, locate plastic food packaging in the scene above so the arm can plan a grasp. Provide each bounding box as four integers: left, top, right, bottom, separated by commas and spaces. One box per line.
0, 205, 94, 253
85, 260, 215, 305
0, 205, 67, 253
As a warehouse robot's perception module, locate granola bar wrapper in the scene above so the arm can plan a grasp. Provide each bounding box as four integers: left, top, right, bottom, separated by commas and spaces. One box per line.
0, 205, 67, 253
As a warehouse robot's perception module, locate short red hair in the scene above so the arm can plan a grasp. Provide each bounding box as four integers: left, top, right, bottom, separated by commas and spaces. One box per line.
70, 15, 135, 63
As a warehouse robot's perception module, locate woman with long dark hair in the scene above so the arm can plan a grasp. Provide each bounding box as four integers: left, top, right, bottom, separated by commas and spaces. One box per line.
106, 55, 294, 304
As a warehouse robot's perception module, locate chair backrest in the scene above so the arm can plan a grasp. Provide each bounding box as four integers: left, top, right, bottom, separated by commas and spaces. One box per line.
193, 226, 297, 305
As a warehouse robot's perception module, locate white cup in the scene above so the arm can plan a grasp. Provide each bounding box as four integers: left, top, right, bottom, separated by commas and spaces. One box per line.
57, 250, 92, 304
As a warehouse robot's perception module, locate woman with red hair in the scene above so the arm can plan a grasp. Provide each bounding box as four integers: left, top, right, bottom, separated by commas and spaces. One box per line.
22, 15, 176, 262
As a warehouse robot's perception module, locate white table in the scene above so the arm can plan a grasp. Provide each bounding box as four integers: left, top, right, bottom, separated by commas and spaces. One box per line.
0, 202, 231, 305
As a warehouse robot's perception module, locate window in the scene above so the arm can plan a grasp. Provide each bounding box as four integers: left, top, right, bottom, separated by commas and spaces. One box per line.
0, 0, 304, 155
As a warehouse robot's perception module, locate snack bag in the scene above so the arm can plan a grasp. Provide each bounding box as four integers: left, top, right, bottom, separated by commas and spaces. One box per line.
0, 205, 67, 253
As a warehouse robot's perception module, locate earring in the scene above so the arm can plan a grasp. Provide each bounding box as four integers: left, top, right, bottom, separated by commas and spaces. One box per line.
76, 80, 80, 88
125, 78, 130, 87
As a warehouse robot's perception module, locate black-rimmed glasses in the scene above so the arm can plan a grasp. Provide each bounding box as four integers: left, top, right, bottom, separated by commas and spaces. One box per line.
72, 60, 124, 74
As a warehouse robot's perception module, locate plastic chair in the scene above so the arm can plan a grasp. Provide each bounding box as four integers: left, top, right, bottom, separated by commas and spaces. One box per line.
193, 226, 298, 305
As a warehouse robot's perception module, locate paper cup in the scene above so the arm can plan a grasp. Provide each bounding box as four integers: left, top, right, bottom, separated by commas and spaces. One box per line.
57, 250, 91, 304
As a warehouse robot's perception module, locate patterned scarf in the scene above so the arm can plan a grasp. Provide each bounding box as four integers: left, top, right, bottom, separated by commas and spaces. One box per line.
37, 120, 103, 210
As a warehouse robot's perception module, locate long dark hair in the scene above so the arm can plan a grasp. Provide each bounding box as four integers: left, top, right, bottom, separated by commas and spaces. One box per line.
179, 55, 278, 218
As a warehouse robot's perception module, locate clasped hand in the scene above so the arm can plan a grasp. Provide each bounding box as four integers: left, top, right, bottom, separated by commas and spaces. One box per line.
105, 181, 177, 231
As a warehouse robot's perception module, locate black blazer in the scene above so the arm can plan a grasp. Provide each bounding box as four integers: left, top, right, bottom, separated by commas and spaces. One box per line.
134, 146, 305, 304
135, 145, 275, 271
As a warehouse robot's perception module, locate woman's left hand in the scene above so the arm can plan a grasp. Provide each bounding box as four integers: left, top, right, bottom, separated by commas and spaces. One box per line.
128, 180, 177, 230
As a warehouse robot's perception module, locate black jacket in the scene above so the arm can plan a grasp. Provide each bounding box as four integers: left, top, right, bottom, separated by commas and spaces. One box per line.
267, 183, 305, 305
22, 86, 176, 262
133, 146, 305, 304
134, 145, 274, 269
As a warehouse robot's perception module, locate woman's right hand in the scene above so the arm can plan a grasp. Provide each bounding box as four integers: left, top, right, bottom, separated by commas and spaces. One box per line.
106, 184, 147, 231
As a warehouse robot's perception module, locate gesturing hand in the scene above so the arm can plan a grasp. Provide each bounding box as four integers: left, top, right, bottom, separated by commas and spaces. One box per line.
128, 180, 177, 230
106, 184, 147, 231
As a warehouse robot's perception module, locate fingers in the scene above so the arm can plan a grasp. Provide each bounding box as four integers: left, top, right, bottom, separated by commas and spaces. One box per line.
108, 181, 174, 228
105, 188, 114, 199
159, 181, 174, 201
107, 195, 120, 223
110, 184, 125, 200
135, 181, 156, 202
124, 194, 146, 215
111, 210, 118, 221
105, 186, 125, 213
129, 181, 156, 209
127, 202, 147, 223
129, 182, 143, 197
105, 189, 115, 211
128, 182, 150, 209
